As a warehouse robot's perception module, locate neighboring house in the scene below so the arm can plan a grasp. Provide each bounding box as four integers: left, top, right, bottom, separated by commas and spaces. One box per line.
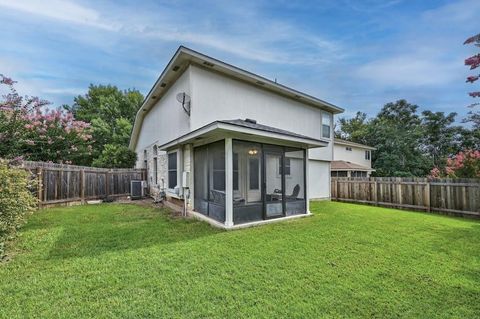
331, 139, 376, 177
129, 46, 344, 229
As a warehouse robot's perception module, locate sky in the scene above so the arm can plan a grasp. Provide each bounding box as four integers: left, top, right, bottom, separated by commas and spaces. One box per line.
0, 0, 479, 123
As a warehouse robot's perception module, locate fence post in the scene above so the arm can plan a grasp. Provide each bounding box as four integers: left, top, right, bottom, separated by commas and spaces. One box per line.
425, 181, 431, 212
333, 179, 337, 200
397, 177, 402, 206
80, 169, 85, 203
374, 178, 378, 205
36, 167, 43, 208
105, 171, 109, 197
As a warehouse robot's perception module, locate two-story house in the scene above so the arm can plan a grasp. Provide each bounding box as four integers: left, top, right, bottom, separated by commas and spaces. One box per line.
331, 139, 376, 177
129, 46, 344, 229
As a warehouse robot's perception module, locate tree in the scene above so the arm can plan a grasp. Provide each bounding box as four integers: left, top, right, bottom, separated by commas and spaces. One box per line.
420, 111, 462, 168
65, 84, 143, 168
0, 75, 93, 164
463, 33, 480, 132
370, 100, 431, 176
429, 150, 480, 178
334, 112, 370, 145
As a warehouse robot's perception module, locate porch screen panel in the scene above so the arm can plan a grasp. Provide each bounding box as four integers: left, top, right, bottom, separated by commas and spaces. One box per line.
193, 140, 225, 222
284, 148, 306, 216
232, 141, 263, 224
208, 141, 226, 222
194, 145, 209, 216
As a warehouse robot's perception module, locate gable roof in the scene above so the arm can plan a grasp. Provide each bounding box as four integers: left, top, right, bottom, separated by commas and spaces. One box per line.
129, 46, 344, 150
334, 138, 376, 150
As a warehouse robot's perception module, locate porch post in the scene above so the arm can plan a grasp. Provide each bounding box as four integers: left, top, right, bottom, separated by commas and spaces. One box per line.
225, 138, 234, 227
305, 151, 310, 213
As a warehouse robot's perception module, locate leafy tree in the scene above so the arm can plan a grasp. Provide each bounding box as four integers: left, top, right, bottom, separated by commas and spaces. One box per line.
65, 84, 143, 168
429, 150, 480, 178
0, 75, 93, 164
92, 144, 137, 168
334, 112, 371, 145
420, 111, 462, 168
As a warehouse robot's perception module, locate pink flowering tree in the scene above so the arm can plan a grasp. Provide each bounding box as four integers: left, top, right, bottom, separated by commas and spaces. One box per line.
0, 75, 93, 164
429, 150, 480, 178
465, 33, 480, 104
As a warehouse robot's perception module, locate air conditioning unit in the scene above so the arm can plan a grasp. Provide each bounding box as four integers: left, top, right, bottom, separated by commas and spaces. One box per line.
131, 180, 146, 199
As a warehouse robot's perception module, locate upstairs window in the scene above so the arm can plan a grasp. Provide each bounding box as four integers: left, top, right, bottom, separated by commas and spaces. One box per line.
168, 152, 177, 189
322, 112, 331, 138
365, 150, 371, 160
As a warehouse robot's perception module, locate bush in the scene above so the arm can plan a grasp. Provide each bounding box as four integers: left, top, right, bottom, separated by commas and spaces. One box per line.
0, 160, 36, 258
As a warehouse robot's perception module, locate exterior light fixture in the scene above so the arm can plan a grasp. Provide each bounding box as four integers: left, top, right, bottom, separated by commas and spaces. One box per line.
248, 149, 258, 155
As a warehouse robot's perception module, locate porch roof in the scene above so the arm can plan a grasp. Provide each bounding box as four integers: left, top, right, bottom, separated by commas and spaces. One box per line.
158, 119, 329, 151
331, 160, 375, 172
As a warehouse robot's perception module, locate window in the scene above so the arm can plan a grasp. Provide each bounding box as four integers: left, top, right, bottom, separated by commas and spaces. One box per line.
365, 150, 371, 160
249, 157, 259, 189
143, 150, 147, 169
346, 147, 352, 152
322, 112, 331, 138
279, 158, 291, 176
168, 152, 177, 189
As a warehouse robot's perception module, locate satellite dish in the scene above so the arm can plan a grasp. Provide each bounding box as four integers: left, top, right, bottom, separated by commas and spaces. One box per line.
176, 92, 191, 116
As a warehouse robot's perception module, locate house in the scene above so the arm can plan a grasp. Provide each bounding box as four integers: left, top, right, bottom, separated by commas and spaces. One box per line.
129, 46, 344, 229
331, 139, 376, 177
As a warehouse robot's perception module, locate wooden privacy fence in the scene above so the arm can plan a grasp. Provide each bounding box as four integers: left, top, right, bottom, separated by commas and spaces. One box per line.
20, 161, 146, 207
331, 177, 480, 218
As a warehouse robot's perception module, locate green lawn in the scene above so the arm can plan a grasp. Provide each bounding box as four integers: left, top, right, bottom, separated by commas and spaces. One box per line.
1, 202, 479, 318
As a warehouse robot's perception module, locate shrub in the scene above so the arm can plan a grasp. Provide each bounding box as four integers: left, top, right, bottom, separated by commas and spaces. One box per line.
429, 150, 480, 178
0, 160, 36, 258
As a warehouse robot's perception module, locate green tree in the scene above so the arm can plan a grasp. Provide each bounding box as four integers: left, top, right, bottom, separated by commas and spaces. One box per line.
65, 85, 143, 168
336, 100, 433, 177
334, 112, 371, 145
420, 111, 461, 168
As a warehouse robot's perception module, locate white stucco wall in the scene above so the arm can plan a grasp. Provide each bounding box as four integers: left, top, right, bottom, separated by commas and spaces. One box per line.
134, 68, 192, 167
189, 65, 334, 162
308, 160, 331, 199
333, 144, 372, 168
134, 64, 337, 200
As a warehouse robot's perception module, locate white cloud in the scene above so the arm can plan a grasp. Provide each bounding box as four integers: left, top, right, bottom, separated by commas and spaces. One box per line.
0, 0, 342, 66
355, 54, 462, 87
0, 0, 118, 30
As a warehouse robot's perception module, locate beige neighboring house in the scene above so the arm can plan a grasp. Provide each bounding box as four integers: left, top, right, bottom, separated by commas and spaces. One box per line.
331, 139, 376, 177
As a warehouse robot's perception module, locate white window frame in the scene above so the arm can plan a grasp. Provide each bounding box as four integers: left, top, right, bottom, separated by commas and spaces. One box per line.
321, 111, 332, 139
365, 150, 371, 160
167, 149, 179, 191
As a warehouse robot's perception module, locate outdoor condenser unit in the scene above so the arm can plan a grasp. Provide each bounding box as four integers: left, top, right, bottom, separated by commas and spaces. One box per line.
131, 180, 145, 200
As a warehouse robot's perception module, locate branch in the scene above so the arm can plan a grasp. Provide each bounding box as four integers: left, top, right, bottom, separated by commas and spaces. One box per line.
467, 75, 480, 83
468, 92, 480, 98
465, 54, 480, 70
464, 33, 480, 45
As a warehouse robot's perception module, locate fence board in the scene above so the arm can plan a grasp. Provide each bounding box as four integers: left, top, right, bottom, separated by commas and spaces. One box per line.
18, 160, 145, 207
332, 177, 480, 218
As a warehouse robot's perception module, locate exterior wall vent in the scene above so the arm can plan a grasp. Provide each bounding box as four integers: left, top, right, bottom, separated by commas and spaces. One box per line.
160, 82, 167, 88
203, 61, 214, 67
172, 65, 180, 71
256, 80, 265, 85
245, 118, 257, 124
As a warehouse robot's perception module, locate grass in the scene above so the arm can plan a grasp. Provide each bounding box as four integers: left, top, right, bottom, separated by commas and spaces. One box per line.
0, 201, 479, 318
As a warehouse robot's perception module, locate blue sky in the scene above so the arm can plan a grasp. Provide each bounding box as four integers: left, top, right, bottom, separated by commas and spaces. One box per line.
0, 0, 478, 122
